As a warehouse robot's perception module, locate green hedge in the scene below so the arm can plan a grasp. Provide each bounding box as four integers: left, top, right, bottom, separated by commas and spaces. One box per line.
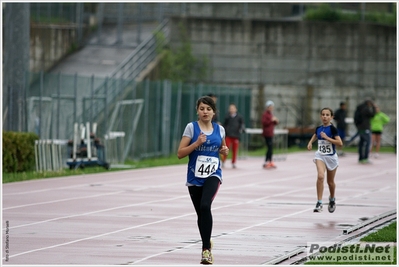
2, 131, 39, 173
304, 4, 397, 26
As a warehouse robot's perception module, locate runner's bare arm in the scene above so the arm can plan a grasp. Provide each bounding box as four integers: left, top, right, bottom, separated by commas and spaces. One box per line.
307, 134, 317, 151
177, 133, 206, 159
219, 138, 229, 156
320, 132, 343, 147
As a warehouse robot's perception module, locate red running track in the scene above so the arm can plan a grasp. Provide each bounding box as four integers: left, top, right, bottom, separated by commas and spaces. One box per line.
2, 151, 397, 265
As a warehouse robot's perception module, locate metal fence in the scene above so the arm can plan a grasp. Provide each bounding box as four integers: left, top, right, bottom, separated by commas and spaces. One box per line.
27, 75, 252, 164
30, 3, 79, 23
29, 3, 88, 47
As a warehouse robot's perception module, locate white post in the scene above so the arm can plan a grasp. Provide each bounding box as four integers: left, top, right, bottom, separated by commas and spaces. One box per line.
73, 123, 78, 160
35, 140, 39, 172
80, 124, 85, 140
86, 122, 91, 159
92, 122, 97, 135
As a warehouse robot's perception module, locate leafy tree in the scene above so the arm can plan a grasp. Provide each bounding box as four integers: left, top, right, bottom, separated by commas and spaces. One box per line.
155, 22, 209, 83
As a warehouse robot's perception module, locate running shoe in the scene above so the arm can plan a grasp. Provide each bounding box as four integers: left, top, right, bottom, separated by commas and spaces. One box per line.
263, 162, 272, 169
201, 249, 213, 265
328, 199, 336, 213
313, 202, 323, 212
269, 161, 277, 168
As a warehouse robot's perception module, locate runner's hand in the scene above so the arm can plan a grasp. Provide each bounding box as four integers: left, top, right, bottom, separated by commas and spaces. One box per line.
219, 145, 229, 155
196, 132, 207, 146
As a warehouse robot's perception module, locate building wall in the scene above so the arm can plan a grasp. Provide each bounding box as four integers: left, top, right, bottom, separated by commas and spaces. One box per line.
169, 17, 396, 138
30, 24, 78, 72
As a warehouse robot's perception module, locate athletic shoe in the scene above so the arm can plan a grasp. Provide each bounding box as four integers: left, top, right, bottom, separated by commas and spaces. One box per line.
328, 199, 336, 213
201, 249, 213, 265
263, 162, 272, 169
313, 202, 323, 212
269, 161, 277, 168
232, 164, 236, 169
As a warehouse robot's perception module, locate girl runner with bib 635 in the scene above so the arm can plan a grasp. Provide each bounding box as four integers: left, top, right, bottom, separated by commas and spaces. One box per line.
307, 107, 343, 213
177, 96, 229, 265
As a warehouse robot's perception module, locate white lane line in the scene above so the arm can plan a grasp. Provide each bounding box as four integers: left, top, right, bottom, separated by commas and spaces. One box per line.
6, 187, 308, 260
6, 210, 195, 259
3, 191, 125, 210
3, 181, 184, 211
2, 167, 186, 196
3, 172, 306, 229
4, 168, 392, 230
3, 165, 395, 260
6, 194, 186, 230
131, 185, 395, 264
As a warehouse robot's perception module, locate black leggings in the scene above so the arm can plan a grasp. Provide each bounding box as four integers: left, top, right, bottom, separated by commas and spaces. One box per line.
188, 176, 220, 250
265, 136, 273, 162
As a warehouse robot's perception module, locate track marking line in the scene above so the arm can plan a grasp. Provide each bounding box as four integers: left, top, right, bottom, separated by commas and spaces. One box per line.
3, 191, 125, 210
2, 156, 395, 263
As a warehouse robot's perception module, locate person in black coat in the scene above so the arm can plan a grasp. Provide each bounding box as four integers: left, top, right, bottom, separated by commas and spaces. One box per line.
354, 98, 376, 164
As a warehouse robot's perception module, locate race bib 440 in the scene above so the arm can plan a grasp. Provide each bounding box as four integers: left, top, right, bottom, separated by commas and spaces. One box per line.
195, 156, 219, 178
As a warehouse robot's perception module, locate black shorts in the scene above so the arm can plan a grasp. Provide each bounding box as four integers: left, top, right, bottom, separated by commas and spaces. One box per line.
372, 131, 382, 135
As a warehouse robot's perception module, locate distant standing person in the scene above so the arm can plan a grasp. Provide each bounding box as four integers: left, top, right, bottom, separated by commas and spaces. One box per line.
207, 93, 219, 124
307, 108, 343, 213
262, 100, 279, 169
334, 101, 347, 156
221, 103, 245, 168
354, 98, 376, 164
370, 105, 390, 158
177, 95, 229, 265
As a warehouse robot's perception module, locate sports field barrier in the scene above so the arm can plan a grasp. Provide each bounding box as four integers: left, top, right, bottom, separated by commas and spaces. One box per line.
240, 128, 288, 161
34, 139, 69, 172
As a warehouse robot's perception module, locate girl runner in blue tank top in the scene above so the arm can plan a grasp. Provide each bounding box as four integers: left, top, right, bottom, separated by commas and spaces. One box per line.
177, 96, 229, 265
307, 108, 343, 213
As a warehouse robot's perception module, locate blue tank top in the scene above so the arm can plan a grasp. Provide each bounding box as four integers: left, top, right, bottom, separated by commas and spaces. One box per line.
315, 124, 339, 155
187, 121, 223, 186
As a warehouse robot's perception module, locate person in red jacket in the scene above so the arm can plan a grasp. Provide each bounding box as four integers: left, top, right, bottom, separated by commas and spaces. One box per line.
262, 100, 279, 169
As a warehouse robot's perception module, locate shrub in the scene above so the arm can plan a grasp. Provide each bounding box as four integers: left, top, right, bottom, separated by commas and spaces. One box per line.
304, 4, 341, 22
304, 4, 396, 26
2, 131, 39, 173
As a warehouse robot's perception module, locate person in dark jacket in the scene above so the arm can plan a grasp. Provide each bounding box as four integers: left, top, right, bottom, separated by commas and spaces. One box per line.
207, 93, 219, 124
354, 98, 376, 164
262, 100, 279, 169
334, 102, 347, 156
221, 103, 245, 168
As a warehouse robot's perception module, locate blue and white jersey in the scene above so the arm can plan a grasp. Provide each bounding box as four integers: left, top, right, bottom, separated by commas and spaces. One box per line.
182, 121, 225, 186
314, 124, 339, 156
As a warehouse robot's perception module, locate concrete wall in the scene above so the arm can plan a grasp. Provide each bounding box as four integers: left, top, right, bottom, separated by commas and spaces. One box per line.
184, 3, 294, 19
30, 23, 78, 72
169, 17, 396, 142
171, 18, 396, 88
